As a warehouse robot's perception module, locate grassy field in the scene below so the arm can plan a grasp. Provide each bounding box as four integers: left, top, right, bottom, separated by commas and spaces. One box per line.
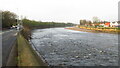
17, 33, 47, 66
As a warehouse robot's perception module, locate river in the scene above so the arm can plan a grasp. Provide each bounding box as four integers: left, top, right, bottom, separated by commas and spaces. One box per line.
31, 27, 119, 66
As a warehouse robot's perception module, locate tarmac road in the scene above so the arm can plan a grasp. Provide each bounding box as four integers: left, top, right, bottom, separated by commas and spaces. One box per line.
31, 28, 119, 66
0, 31, 2, 67
2, 29, 18, 67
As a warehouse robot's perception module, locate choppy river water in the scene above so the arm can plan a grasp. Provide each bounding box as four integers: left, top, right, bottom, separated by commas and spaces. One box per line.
31, 28, 119, 66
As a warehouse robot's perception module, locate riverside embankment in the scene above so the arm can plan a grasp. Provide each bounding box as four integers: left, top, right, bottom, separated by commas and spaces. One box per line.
17, 34, 48, 66
17, 29, 48, 66
66, 26, 120, 34
3, 29, 48, 67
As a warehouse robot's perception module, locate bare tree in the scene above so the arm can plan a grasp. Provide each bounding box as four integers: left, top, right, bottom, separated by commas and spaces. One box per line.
92, 16, 100, 23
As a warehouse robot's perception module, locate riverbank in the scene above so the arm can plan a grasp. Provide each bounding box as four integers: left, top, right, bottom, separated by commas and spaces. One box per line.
17, 33, 48, 66
66, 27, 120, 34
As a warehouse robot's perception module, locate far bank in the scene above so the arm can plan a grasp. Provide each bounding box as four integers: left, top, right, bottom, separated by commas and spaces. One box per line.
66, 26, 120, 34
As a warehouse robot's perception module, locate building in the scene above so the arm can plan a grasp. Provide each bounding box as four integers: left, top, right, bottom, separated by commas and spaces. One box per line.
110, 21, 120, 27
99, 23, 105, 27
104, 22, 110, 27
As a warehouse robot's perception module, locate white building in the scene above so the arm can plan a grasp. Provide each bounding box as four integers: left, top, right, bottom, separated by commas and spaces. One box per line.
110, 21, 120, 27
99, 23, 105, 27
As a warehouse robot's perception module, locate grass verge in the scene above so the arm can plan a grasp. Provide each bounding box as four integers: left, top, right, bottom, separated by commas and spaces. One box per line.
17, 33, 47, 66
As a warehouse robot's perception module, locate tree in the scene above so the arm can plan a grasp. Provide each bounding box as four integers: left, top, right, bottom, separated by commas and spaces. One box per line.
86, 21, 92, 25
92, 16, 100, 23
80, 20, 86, 25
2, 11, 17, 28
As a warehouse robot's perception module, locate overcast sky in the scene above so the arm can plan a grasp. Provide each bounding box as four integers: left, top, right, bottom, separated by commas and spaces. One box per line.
0, 0, 120, 24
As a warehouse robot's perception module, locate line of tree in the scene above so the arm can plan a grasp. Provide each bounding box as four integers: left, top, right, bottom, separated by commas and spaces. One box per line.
80, 20, 92, 25
80, 17, 109, 26
22, 18, 75, 29
1, 11, 75, 29
2, 11, 17, 28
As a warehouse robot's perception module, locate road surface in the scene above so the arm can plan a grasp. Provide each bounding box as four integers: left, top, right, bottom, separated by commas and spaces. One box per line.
2, 29, 18, 66
31, 28, 119, 66
0, 31, 2, 67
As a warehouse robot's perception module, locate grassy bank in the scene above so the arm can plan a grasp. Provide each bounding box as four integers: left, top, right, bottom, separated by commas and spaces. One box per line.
17, 33, 47, 66
66, 26, 120, 34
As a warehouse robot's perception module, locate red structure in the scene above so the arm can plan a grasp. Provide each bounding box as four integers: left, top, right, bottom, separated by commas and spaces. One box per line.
105, 22, 110, 27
